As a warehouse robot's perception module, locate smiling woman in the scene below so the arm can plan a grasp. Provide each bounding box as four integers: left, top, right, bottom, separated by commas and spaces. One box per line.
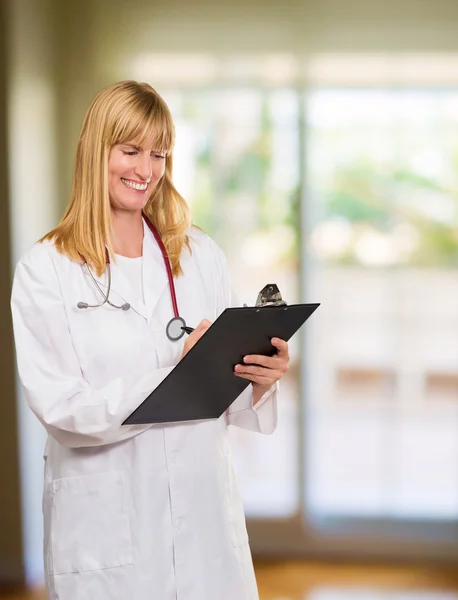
42, 81, 190, 277
10, 80, 289, 600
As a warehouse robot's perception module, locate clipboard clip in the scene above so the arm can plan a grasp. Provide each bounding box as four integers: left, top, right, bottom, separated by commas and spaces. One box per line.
255, 284, 287, 307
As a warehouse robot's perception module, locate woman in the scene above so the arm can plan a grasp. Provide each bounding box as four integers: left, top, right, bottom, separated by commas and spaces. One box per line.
11, 81, 289, 600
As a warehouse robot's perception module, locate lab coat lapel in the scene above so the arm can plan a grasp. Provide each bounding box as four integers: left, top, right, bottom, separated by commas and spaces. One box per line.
141, 221, 169, 324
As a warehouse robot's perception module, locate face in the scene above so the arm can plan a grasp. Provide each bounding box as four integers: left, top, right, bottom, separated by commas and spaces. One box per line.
107, 141, 167, 212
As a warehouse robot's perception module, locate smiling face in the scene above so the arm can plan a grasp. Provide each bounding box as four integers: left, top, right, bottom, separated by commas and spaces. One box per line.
107, 142, 167, 213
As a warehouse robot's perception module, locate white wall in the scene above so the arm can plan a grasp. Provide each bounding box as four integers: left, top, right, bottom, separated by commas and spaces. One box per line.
90, 0, 458, 57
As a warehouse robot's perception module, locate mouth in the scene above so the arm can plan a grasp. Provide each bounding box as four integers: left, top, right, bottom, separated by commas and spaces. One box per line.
121, 178, 148, 192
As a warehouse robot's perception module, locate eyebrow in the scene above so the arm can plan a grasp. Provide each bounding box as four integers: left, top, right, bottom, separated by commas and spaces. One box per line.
120, 143, 165, 153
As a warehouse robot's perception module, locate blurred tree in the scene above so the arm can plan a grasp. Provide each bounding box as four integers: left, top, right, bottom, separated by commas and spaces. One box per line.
323, 161, 458, 267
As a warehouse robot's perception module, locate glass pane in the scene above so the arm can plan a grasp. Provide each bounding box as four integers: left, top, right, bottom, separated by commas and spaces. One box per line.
305, 90, 458, 521
164, 88, 301, 517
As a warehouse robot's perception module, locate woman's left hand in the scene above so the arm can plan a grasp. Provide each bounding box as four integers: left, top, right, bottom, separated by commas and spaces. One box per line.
234, 338, 290, 404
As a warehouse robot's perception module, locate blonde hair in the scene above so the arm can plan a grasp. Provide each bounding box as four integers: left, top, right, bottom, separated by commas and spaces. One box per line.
42, 80, 191, 276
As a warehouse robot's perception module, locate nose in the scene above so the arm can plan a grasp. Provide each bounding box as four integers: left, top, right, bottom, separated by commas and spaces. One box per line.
135, 152, 152, 181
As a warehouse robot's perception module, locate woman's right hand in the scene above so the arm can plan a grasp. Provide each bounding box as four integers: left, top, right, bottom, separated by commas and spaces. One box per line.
180, 319, 212, 359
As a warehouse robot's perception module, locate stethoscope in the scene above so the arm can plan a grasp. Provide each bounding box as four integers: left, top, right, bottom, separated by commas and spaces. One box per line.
77, 213, 192, 342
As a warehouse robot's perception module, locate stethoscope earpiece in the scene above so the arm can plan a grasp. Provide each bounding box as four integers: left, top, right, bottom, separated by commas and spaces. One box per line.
77, 257, 131, 312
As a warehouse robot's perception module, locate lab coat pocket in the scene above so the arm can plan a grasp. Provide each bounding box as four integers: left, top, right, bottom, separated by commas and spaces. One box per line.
224, 454, 249, 548
49, 471, 133, 575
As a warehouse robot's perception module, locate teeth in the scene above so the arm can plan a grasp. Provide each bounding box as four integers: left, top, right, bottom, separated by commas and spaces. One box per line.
121, 178, 148, 191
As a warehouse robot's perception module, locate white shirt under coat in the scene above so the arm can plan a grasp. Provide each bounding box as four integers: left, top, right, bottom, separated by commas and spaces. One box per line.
11, 222, 278, 600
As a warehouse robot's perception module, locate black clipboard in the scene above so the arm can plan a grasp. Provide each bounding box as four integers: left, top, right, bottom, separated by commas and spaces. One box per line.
123, 303, 320, 425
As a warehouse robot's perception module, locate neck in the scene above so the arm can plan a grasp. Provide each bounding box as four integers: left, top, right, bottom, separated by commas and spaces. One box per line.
111, 209, 144, 258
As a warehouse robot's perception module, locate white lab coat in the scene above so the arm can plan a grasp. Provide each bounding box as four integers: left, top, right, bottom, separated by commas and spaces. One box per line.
11, 223, 278, 600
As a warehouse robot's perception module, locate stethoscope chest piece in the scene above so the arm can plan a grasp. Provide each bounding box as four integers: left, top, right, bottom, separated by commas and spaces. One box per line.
166, 316, 187, 342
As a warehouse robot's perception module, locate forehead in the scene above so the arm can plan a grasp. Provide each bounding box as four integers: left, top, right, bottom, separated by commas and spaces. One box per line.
118, 138, 162, 150
117, 136, 168, 153
119, 125, 171, 152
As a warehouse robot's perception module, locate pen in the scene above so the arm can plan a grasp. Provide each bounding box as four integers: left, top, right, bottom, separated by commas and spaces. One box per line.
181, 326, 195, 335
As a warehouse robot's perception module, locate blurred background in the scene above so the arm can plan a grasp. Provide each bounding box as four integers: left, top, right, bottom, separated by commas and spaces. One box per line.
1, 0, 458, 598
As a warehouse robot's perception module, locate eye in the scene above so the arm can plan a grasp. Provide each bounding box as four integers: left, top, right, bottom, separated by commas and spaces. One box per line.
123, 150, 138, 156
151, 152, 166, 160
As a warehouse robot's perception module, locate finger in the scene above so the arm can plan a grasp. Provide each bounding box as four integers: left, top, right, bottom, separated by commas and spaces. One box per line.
243, 354, 285, 368
197, 319, 212, 330
271, 338, 289, 358
192, 327, 209, 341
234, 372, 274, 386
243, 354, 289, 375
243, 340, 289, 365
235, 364, 283, 380
189, 321, 211, 338
186, 325, 209, 345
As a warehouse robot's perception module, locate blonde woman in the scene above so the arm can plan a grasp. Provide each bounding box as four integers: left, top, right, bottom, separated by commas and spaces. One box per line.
11, 81, 289, 600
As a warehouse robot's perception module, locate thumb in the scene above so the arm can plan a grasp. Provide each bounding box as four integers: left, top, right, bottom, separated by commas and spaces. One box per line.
197, 319, 212, 330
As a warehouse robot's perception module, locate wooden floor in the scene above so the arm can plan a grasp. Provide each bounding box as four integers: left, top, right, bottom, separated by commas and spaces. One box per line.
2, 561, 458, 599
256, 560, 458, 599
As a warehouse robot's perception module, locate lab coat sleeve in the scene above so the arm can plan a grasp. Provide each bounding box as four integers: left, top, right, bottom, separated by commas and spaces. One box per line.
11, 247, 174, 448
211, 239, 278, 435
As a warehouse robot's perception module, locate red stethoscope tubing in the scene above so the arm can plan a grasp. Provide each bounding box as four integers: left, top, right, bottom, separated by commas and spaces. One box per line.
142, 214, 179, 318
78, 213, 180, 319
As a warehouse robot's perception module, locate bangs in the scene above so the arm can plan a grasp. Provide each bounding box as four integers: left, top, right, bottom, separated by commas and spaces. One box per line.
110, 93, 174, 155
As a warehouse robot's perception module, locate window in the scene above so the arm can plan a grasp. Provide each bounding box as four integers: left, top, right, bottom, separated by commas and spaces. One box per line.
162, 82, 458, 555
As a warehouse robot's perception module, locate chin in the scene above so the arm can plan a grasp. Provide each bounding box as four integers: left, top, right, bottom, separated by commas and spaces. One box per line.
118, 194, 150, 211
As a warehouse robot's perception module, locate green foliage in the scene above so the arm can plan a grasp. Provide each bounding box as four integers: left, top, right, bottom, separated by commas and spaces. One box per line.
323, 161, 458, 267
181, 90, 458, 268
410, 220, 458, 266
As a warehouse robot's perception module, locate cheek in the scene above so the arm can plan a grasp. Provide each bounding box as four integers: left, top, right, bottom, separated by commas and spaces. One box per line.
153, 162, 166, 180
108, 174, 121, 198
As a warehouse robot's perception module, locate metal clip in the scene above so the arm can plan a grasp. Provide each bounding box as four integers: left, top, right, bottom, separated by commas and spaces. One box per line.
255, 284, 287, 307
